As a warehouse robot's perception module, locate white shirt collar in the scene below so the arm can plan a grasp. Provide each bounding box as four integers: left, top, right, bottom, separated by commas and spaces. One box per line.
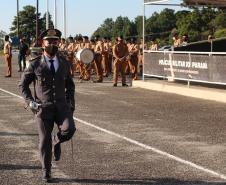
44, 55, 59, 72
44, 55, 57, 62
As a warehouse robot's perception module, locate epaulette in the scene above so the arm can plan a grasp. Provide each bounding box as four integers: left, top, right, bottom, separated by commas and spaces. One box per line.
29, 55, 42, 63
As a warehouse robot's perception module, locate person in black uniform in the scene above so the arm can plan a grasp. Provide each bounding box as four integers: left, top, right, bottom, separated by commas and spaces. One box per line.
18, 28, 76, 183
18, 38, 29, 72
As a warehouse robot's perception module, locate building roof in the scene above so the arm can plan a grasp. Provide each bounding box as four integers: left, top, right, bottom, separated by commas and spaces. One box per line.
144, 0, 226, 7
184, 0, 226, 7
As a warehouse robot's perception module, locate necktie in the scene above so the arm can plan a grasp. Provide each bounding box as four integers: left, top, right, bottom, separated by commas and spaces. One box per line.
49, 60, 55, 76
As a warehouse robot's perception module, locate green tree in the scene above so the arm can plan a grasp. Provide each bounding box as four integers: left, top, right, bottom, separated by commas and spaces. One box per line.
0, 30, 7, 39
40, 12, 54, 34
10, 5, 53, 39
134, 16, 144, 39
176, 9, 203, 41
113, 16, 124, 37
92, 18, 114, 38
215, 28, 226, 38
214, 11, 226, 29
0, 30, 6, 49
121, 17, 133, 38
146, 12, 159, 34
156, 8, 176, 33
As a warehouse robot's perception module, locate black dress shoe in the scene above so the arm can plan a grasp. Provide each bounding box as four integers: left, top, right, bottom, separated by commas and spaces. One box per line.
113, 83, 117, 87
122, 83, 128, 87
42, 175, 52, 183
42, 172, 52, 183
5, 75, 11, 78
54, 143, 61, 161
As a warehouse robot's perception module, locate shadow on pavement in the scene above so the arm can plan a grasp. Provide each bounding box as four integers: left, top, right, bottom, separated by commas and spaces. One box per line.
0, 164, 41, 170
0, 132, 38, 137
52, 178, 226, 185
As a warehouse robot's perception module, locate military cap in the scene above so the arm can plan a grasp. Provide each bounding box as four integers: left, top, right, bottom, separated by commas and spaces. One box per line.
118, 35, 123, 40
40, 28, 62, 40
94, 35, 100, 41
130, 37, 137, 43
68, 36, 74, 41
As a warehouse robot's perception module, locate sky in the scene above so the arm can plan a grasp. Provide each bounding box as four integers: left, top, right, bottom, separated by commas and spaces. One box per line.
0, 0, 185, 38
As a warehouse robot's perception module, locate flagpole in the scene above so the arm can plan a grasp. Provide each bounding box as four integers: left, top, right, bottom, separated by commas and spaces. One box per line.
46, 0, 49, 29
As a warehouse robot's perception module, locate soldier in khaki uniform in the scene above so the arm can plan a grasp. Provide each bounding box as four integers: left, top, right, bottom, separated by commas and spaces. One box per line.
127, 37, 139, 80
66, 37, 75, 75
3, 35, 12, 77
102, 37, 110, 77
112, 36, 129, 87
107, 37, 113, 74
73, 36, 84, 76
59, 38, 67, 55
173, 33, 181, 48
93, 36, 104, 83
89, 39, 96, 75
149, 38, 158, 51
80, 36, 92, 81
138, 39, 147, 76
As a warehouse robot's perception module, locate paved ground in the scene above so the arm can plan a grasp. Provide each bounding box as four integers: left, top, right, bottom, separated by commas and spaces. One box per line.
0, 54, 226, 185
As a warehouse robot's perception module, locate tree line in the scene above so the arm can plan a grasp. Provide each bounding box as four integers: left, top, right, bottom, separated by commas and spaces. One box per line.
92, 8, 226, 46
10, 5, 54, 44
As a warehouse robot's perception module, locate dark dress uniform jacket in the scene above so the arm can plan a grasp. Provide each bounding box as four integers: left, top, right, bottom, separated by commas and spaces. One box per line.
19, 54, 75, 119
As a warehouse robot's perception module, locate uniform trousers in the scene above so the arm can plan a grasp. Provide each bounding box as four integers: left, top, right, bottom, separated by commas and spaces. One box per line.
102, 53, 109, 77
113, 59, 127, 84
4, 54, 12, 76
94, 54, 103, 81
35, 104, 76, 173
128, 55, 138, 79
18, 53, 26, 71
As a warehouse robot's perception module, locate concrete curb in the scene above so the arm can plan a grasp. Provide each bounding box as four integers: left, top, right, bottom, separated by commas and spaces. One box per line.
132, 80, 226, 104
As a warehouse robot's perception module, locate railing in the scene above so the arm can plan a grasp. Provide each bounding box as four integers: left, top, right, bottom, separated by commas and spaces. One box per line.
143, 50, 226, 85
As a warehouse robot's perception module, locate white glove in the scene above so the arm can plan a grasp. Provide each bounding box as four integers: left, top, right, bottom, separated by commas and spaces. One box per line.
29, 101, 41, 113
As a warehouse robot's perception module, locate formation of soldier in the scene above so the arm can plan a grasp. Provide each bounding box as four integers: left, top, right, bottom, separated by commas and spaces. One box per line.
57, 35, 146, 86
2, 33, 149, 86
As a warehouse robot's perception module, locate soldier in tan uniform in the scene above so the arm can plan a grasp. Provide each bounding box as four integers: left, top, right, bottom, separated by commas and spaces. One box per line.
112, 36, 129, 87
102, 37, 110, 77
127, 37, 139, 80
138, 38, 147, 76
3, 35, 12, 77
173, 33, 181, 48
80, 36, 92, 81
73, 36, 84, 76
90, 39, 96, 75
149, 38, 158, 51
59, 38, 67, 55
66, 37, 75, 60
93, 36, 104, 83
107, 37, 113, 74
66, 37, 76, 75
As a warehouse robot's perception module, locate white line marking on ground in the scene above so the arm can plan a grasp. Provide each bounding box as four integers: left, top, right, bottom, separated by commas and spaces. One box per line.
1, 87, 226, 180
74, 118, 226, 180
0, 88, 23, 99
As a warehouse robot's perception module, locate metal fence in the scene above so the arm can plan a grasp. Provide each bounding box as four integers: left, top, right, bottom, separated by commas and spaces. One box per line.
144, 50, 226, 85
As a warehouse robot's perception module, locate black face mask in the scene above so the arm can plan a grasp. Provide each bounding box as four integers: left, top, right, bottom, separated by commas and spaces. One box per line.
44, 45, 58, 57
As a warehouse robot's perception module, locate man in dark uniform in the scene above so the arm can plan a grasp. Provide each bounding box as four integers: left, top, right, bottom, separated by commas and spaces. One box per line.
18, 37, 29, 72
18, 28, 76, 183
